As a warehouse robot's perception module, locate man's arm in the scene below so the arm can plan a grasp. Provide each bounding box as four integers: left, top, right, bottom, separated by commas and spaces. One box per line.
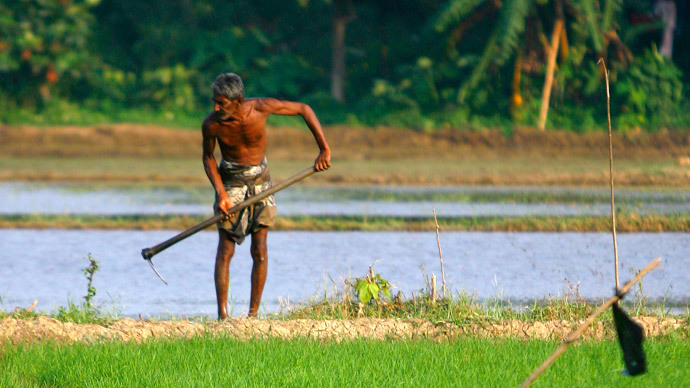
202, 122, 231, 215
257, 98, 331, 171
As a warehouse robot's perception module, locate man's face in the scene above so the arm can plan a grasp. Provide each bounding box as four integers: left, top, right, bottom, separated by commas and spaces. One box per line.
213, 93, 240, 121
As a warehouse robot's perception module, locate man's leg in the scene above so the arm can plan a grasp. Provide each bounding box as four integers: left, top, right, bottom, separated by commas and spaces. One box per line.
248, 227, 269, 317
215, 229, 236, 320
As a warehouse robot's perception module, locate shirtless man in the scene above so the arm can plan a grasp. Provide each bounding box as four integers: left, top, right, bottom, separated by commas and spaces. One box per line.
202, 73, 331, 319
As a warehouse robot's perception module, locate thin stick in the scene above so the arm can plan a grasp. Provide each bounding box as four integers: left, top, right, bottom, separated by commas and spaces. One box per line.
26, 299, 38, 313
519, 257, 660, 388
431, 274, 437, 302
433, 208, 446, 299
597, 58, 620, 289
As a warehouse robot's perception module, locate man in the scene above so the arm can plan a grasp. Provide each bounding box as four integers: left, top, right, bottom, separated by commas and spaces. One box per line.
202, 73, 331, 319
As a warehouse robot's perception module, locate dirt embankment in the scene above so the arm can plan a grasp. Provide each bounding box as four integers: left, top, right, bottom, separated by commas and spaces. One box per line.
3, 124, 689, 186
0, 316, 686, 344
2, 124, 690, 159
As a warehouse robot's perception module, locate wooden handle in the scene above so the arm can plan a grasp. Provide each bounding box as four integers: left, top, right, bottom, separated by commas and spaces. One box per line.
141, 166, 317, 261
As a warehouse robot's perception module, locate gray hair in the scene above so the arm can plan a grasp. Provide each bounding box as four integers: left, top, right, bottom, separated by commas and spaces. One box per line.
212, 73, 244, 100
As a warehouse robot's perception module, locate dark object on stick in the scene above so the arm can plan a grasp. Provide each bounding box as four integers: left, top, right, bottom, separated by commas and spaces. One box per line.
519, 258, 660, 388
612, 302, 646, 376
141, 166, 318, 283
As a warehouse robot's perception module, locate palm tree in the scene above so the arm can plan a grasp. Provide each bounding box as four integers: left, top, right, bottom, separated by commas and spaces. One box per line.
435, 0, 629, 130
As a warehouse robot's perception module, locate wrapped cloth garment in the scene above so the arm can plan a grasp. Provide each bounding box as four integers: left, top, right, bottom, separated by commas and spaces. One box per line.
213, 157, 276, 244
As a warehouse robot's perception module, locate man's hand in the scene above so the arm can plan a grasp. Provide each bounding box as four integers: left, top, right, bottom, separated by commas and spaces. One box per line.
314, 148, 331, 171
217, 195, 234, 218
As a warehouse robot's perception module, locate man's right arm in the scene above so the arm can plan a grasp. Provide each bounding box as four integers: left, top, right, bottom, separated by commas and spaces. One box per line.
202, 121, 231, 215
255, 98, 331, 171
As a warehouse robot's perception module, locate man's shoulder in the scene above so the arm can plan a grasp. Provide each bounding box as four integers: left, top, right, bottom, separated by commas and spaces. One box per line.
202, 112, 219, 130
248, 97, 283, 112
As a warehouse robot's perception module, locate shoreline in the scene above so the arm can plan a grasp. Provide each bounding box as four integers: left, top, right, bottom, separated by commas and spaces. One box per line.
1, 315, 686, 344
1, 214, 688, 232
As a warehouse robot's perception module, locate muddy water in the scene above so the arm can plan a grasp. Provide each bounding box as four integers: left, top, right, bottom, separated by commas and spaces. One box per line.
1, 229, 687, 318
2, 183, 688, 217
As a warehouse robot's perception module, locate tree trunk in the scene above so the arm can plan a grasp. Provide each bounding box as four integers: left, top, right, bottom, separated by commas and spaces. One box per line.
537, 19, 563, 131
654, 0, 676, 59
331, 16, 347, 102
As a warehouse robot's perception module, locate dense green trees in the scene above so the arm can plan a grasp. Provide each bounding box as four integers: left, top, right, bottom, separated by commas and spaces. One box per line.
0, 0, 99, 104
0, 0, 687, 130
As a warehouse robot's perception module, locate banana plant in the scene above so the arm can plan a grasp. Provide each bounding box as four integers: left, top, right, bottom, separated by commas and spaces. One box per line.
433, 0, 631, 127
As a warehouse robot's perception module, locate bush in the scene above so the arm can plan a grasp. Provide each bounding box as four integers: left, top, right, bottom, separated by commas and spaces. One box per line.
139, 64, 199, 111
615, 48, 684, 129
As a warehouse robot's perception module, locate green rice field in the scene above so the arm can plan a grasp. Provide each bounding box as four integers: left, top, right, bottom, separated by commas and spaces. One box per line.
1, 336, 688, 387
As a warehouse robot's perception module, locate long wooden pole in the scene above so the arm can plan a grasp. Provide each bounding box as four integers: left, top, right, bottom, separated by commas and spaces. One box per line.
141, 166, 317, 262
519, 257, 660, 388
598, 58, 619, 288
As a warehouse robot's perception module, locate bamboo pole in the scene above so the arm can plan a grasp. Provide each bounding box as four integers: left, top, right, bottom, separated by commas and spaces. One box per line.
598, 58, 619, 288
519, 257, 661, 388
433, 208, 446, 299
538, 19, 564, 131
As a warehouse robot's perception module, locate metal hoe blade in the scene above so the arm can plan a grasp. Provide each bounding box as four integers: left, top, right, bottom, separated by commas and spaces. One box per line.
142, 248, 167, 285
147, 258, 168, 285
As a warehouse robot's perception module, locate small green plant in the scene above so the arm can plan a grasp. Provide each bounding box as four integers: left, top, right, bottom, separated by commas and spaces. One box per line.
83, 253, 99, 309
349, 266, 392, 304
629, 266, 649, 316
55, 302, 100, 324
54, 254, 103, 324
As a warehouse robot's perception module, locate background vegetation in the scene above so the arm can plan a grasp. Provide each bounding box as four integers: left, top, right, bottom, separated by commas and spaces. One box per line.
0, 0, 688, 131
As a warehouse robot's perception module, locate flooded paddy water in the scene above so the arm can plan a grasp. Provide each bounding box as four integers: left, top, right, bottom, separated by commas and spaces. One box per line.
0, 182, 688, 317
1, 182, 689, 217
0, 229, 688, 318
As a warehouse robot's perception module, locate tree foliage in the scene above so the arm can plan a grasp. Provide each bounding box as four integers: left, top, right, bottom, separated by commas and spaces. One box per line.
0, 0, 687, 130
0, 0, 99, 104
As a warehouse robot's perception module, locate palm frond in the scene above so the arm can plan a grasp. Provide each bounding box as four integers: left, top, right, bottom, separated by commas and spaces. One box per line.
457, 30, 500, 103
434, 0, 486, 32
601, 0, 622, 33
455, 0, 532, 102
575, 0, 604, 52
494, 0, 532, 65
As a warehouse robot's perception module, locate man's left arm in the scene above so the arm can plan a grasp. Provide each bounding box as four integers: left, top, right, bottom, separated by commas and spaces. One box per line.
259, 99, 331, 171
